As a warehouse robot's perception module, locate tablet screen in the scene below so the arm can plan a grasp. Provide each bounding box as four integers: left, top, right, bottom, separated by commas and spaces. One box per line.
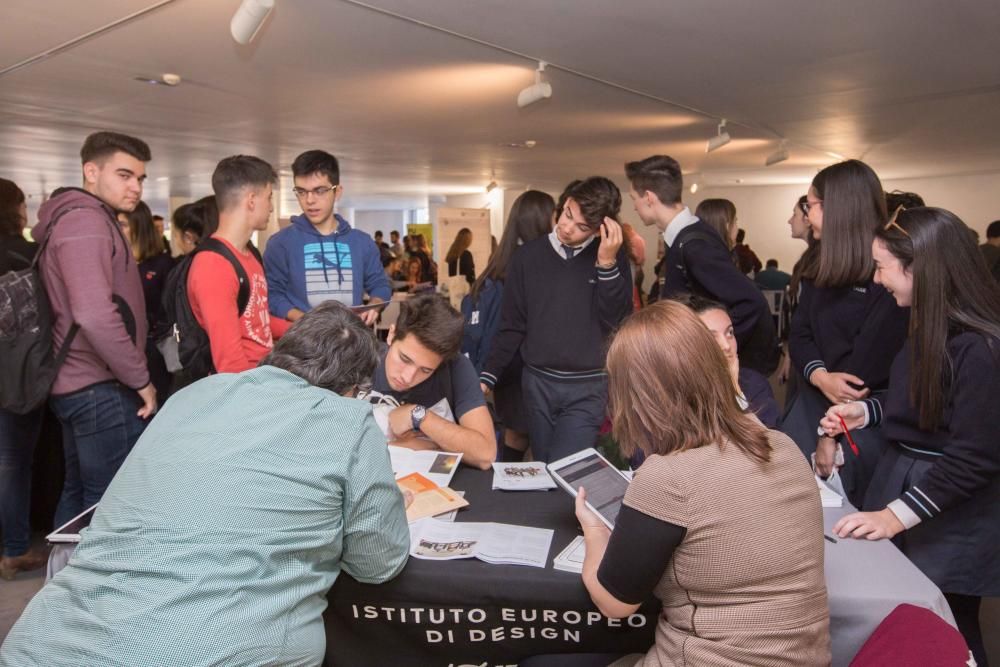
552, 453, 628, 527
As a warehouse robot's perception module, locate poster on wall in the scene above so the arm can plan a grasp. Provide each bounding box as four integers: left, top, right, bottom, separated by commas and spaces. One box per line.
406, 223, 434, 258
434, 208, 492, 284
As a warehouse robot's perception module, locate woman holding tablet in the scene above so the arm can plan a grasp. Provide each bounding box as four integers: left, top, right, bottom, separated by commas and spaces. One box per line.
821, 207, 1000, 666
576, 301, 830, 666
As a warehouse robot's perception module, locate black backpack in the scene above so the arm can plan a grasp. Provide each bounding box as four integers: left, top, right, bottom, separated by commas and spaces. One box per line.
158, 238, 261, 380
0, 208, 82, 413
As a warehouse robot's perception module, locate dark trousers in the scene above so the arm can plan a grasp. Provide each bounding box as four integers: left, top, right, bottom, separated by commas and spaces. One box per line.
946, 593, 986, 666
0, 407, 43, 556
49, 382, 148, 527
521, 369, 607, 463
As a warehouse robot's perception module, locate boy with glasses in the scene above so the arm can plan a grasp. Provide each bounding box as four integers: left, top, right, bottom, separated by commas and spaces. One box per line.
264, 150, 390, 326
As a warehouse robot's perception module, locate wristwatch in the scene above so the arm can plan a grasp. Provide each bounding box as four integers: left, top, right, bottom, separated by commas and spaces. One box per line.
410, 405, 427, 433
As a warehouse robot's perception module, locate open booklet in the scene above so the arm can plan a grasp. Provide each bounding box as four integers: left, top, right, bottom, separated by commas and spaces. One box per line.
552, 536, 586, 574
408, 518, 554, 568
397, 472, 468, 523
389, 446, 462, 488
491, 461, 556, 491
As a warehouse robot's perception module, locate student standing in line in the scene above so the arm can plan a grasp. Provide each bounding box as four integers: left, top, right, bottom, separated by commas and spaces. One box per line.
388, 229, 403, 259
461, 190, 555, 461
821, 207, 1000, 666
778, 195, 821, 388
445, 227, 476, 285
263, 150, 389, 327
480, 177, 632, 463
786, 159, 909, 507
625, 156, 778, 376
187, 155, 290, 374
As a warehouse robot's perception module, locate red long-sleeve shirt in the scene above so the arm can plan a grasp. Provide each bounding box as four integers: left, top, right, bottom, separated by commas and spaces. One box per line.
187, 236, 290, 373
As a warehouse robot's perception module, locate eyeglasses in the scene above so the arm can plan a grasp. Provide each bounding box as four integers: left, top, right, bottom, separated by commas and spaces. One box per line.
292, 185, 339, 198
884, 205, 910, 237
804, 199, 823, 213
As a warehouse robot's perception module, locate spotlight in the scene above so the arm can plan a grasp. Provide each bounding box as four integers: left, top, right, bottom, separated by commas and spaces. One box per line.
689, 182, 699, 194
765, 140, 790, 166
486, 180, 499, 193
705, 119, 731, 153
231, 0, 275, 45
517, 61, 552, 108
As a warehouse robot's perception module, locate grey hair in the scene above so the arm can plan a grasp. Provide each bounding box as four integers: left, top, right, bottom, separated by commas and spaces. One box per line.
260, 301, 378, 394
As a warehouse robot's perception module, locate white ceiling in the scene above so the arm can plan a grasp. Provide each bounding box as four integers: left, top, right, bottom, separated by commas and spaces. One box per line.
2, 0, 999, 216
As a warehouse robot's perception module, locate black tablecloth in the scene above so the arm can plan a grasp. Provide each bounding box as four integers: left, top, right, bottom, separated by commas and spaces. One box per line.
323, 467, 657, 666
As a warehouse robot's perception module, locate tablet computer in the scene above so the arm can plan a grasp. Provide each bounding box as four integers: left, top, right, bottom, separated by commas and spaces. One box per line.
46, 503, 98, 544
547, 448, 630, 529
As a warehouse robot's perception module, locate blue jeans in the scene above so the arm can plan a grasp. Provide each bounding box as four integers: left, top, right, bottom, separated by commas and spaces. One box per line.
0, 408, 43, 557
50, 382, 148, 528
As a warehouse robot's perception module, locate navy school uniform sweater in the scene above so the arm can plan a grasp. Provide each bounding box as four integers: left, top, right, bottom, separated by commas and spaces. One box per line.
661, 221, 769, 349
480, 236, 632, 388
860, 332, 1000, 522
788, 279, 909, 390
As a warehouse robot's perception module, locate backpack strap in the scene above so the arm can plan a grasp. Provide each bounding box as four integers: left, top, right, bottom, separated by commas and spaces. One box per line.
197, 238, 254, 315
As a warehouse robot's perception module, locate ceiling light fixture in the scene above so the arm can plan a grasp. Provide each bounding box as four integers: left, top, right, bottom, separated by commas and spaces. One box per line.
765, 140, 790, 166
517, 61, 552, 108
689, 182, 699, 194
705, 119, 731, 153
231, 0, 275, 45
485, 180, 499, 193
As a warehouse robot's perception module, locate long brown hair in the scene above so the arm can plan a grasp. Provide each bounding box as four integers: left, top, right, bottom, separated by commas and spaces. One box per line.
606, 301, 770, 462
470, 190, 554, 302
790, 195, 820, 304
123, 201, 165, 262
445, 227, 473, 264
695, 198, 737, 250
812, 159, 887, 288
876, 207, 1000, 430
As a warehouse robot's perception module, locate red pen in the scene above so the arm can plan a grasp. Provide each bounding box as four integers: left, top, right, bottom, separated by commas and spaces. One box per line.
837, 415, 860, 457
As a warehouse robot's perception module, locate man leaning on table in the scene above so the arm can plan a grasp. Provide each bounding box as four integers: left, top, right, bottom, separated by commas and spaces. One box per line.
0, 302, 410, 667
372, 292, 496, 470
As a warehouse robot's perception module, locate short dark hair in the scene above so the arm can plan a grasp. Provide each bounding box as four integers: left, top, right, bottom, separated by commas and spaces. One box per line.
390, 230, 399, 239
261, 301, 378, 394
212, 155, 277, 212
766, 258, 778, 268
556, 177, 621, 230
625, 155, 683, 205
671, 293, 727, 316
152, 214, 164, 222
885, 190, 925, 211
292, 149, 340, 185
80, 131, 151, 164
987, 220, 1000, 239
394, 293, 464, 359
0, 177, 26, 237
374, 230, 383, 239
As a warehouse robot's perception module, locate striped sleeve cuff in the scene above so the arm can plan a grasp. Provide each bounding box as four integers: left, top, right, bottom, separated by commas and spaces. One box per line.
888, 498, 922, 529
804, 360, 826, 381
859, 398, 883, 428
898, 485, 942, 523
596, 265, 622, 281
479, 371, 498, 389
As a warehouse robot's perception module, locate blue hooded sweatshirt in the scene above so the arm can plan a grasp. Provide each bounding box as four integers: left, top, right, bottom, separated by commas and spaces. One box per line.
263, 214, 391, 318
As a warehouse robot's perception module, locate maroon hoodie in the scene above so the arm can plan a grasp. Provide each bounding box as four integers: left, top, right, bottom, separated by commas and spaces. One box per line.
33, 187, 149, 395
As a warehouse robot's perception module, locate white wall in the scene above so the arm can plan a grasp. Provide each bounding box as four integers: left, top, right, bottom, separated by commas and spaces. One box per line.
686, 170, 1000, 275
352, 209, 407, 239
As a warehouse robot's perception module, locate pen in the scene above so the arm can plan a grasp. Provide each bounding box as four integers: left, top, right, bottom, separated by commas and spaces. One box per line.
824, 534, 837, 544
837, 415, 860, 457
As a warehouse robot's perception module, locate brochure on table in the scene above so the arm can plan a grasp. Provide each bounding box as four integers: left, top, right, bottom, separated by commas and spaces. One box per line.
397, 473, 468, 523
408, 518, 554, 568
553, 536, 586, 574
389, 445, 462, 488
815, 476, 843, 507
491, 461, 557, 491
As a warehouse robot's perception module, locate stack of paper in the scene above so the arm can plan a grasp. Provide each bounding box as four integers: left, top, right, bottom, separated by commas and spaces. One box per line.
408, 519, 554, 568
552, 536, 586, 573
491, 461, 557, 491
397, 472, 468, 522
816, 477, 843, 508
388, 446, 462, 488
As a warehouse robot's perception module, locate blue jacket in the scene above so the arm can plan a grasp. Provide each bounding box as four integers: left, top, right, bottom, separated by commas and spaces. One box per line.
264, 214, 391, 318
460, 277, 503, 373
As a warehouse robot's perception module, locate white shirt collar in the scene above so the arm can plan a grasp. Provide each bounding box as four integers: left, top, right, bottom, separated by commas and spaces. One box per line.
661, 206, 699, 247
548, 230, 596, 259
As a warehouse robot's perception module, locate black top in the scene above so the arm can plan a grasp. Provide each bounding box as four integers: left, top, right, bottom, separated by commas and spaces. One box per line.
739, 367, 780, 429
447, 250, 475, 285
661, 221, 769, 348
865, 332, 1000, 522
597, 505, 685, 605
373, 349, 486, 421
138, 251, 175, 340
788, 279, 909, 390
0, 234, 38, 274
480, 236, 632, 387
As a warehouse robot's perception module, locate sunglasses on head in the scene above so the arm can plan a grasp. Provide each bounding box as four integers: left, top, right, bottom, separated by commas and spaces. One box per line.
884, 205, 910, 238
